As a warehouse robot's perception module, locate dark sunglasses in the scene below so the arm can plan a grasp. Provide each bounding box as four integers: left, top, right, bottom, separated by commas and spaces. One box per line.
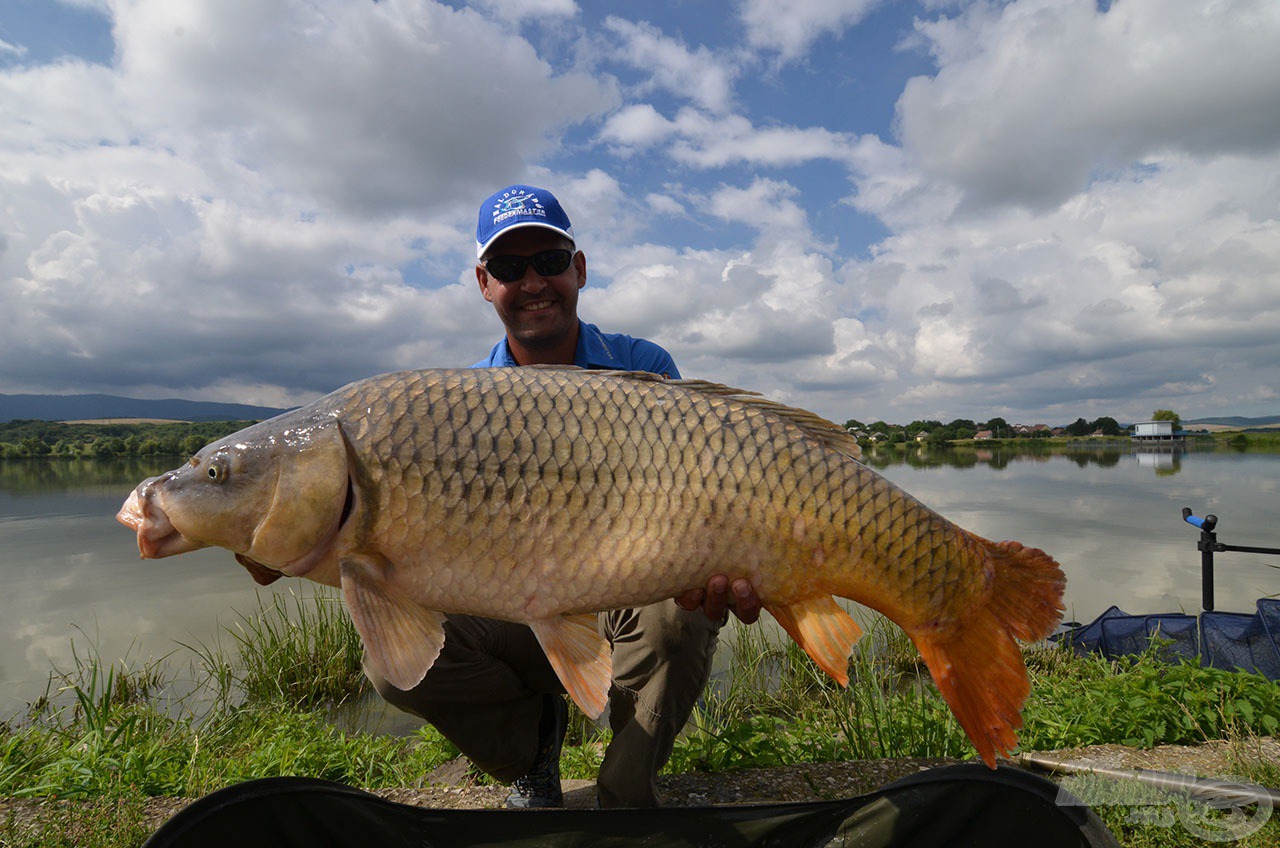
483, 249, 574, 283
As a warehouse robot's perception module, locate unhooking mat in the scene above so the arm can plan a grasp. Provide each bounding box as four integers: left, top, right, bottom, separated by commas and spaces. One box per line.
142, 763, 1119, 848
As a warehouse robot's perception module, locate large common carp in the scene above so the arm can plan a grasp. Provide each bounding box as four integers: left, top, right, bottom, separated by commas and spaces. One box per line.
117, 367, 1064, 766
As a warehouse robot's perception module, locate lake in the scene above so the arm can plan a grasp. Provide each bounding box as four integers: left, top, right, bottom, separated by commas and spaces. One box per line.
2, 445, 1277, 721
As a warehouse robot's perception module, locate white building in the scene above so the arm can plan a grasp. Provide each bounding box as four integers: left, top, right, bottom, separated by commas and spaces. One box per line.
1132, 420, 1178, 441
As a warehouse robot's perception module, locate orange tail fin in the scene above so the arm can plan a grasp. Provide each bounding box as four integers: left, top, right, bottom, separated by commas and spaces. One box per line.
909, 540, 1064, 768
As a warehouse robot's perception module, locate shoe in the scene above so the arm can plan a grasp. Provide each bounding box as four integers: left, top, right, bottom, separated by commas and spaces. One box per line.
505, 694, 567, 809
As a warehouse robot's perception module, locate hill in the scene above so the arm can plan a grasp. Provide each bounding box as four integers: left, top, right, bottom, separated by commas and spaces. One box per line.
1185, 414, 1280, 430
0, 393, 290, 423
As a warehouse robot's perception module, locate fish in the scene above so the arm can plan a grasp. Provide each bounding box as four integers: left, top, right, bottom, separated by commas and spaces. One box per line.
117, 366, 1064, 767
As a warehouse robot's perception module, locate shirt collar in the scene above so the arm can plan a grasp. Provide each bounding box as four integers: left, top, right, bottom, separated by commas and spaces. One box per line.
494, 321, 617, 369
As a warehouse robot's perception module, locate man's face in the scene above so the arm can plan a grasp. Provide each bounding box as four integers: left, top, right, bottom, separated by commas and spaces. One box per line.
476, 227, 586, 352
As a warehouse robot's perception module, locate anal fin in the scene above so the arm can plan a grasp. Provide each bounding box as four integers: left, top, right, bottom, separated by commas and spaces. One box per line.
529, 614, 612, 718
765, 595, 863, 686
340, 555, 446, 691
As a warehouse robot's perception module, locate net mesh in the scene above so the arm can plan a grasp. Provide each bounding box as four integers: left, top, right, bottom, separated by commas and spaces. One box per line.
1058, 599, 1280, 680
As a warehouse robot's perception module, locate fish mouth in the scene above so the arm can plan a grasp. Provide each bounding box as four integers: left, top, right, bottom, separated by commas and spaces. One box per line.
117, 477, 209, 559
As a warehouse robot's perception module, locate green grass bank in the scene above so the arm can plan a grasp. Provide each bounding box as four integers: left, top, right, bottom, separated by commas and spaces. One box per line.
3, 591, 1278, 846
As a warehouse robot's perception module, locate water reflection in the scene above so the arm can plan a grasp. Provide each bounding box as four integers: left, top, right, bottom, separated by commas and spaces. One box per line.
0, 457, 322, 720
0, 456, 176, 495
1135, 448, 1183, 475
862, 442, 1147, 471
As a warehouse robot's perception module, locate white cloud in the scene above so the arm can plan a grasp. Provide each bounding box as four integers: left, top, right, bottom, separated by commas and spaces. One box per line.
603, 17, 738, 114
55, 0, 111, 11
591, 239, 839, 372
601, 106, 864, 169
644, 192, 685, 218
108, 0, 614, 214
835, 148, 1280, 420
671, 111, 861, 168
708, 178, 812, 241
897, 0, 1280, 209
469, 0, 578, 24
739, 0, 881, 61
1, 0, 1277, 428
0, 0, 615, 402
599, 104, 677, 149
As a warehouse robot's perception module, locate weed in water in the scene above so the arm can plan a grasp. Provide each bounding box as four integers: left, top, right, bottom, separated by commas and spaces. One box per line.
669, 615, 971, 773
227, 589, 368, 709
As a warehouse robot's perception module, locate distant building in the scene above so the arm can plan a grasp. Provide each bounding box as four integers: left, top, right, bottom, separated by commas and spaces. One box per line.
1132, 420, 1180, 442
974, 430, 993, 440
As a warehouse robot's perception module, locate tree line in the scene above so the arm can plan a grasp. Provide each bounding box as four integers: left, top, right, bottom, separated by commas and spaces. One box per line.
0, 419, 254, 459
844, 414, 1138, 445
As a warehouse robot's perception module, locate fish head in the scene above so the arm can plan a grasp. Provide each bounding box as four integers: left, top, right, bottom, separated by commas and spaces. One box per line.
117, 415, 351, 576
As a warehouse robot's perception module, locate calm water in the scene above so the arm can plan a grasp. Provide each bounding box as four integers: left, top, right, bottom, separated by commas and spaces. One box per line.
1, 446, 1277, 720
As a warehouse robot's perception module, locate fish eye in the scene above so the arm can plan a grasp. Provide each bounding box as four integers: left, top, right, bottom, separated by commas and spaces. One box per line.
206, 460, 228, 483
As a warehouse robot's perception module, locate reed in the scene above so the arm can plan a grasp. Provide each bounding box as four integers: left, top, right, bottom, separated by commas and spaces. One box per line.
225, 589, 369, 709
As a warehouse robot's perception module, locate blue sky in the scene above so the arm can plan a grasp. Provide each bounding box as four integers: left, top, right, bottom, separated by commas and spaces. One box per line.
1, 0, 1278, 425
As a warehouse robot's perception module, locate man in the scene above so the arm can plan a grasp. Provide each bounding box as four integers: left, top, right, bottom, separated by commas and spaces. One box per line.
366, 184, 760, 809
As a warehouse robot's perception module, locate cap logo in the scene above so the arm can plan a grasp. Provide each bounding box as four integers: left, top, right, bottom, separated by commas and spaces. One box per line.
492, 189, 547, 227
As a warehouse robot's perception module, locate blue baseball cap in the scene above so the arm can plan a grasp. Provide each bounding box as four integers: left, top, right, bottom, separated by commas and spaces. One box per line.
476, 184, 574, 259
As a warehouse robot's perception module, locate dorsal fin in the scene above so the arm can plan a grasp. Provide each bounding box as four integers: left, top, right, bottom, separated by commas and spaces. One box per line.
513, 366, 863, 460
522, 363, 587, 372
609, 371, 864, 460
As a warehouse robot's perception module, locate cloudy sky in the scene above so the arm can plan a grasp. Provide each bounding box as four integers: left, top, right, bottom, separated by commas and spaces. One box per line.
2, 0, 1278, 426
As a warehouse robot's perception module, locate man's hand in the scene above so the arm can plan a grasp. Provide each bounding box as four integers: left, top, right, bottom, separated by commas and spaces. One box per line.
675, 574, 762, 624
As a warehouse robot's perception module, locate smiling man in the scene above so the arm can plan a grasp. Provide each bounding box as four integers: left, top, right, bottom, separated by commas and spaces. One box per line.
365, 184, 760, 810
472, 184, 679, 376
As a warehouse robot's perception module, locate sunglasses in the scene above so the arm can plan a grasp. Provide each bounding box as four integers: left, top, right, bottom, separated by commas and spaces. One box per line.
483, 249, 575, 283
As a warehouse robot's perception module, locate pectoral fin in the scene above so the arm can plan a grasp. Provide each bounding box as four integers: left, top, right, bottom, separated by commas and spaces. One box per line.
529, 614, 612, 718
235, 553, 283, 586
340, 555, 446, 691
765, 595, 863, 686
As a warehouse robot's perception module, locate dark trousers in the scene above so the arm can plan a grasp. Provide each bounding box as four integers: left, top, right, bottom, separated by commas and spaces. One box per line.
364, 602, 721, 807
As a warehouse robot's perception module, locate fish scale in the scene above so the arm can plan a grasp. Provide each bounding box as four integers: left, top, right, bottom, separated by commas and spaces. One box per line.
118, 366, 1064, 766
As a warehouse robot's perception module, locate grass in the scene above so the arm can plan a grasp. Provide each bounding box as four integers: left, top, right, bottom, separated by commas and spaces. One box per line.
213, 590, 369, 710
666, 620, 972, 773
2, 595, 1279, 846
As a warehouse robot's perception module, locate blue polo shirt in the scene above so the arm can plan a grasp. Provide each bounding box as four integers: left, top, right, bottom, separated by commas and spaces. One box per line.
471, 321, 681, 378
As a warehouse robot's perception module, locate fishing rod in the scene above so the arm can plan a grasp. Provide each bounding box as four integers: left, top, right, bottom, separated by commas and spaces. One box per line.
1182, 507, 1280, 612
1015, 753, 1280, 807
